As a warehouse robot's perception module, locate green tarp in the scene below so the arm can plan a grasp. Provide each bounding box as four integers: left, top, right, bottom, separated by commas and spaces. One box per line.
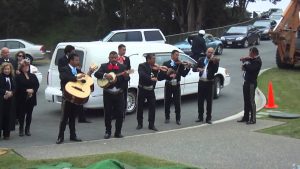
29, 159, 193, 169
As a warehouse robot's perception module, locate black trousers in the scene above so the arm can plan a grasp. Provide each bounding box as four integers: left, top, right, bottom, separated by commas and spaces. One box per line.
137, 87, 156, 127
164, 83, 181, 121
1, 100, 12, 137
19, 100, 34, 131
58, 98, 79, 139
198, 80, 214, 121
103, 91, 124, 135
243, 81, 257, 122
123, 84, 128, 114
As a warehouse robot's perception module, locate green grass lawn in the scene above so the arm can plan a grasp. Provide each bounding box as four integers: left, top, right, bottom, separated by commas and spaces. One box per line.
258, 68, 300, 139
0, 151, 197, 169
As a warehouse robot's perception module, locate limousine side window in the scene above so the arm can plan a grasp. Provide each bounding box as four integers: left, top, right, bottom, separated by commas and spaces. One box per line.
54, 49, 84, 66
144, 31, 164, 41
155, 53, 171, 65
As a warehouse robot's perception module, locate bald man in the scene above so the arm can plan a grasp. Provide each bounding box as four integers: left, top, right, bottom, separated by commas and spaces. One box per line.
0, 47, 17, 70
192, 47, 219, 124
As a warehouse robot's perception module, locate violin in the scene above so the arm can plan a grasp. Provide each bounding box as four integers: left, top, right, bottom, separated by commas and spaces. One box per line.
175, 60, 193, 68
209, 56, 220, 64
151, 64, 169, 72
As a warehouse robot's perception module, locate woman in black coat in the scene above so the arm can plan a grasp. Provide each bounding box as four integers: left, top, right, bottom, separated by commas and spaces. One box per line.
15, 59, 39, 136
0, 62, 16, 140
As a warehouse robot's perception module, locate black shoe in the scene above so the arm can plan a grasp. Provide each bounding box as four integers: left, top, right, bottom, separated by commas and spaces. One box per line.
114, 133, 124, 138
104, 133, 111, 139
246, 121, 256, 125
148, 126, 158, 131
164, 119, 170, 124
176, 120, 181, 125
136, 124, 143, 130
70, 137, 82, 142
78, 119, 91, 123
25, 130, 31, 136
237, 119, 248, 123
19, 129, 24, 137
195, 119, 203, 123
56, 138, 64, 144
206, 120, 212, 124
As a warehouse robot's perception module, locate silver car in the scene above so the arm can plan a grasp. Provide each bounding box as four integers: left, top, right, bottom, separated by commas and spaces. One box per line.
0, 39, 47, 62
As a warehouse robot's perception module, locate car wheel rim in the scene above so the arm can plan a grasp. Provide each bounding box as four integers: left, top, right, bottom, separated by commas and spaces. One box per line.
216, 81, 221, 96
127, 91, 136, 113
244, 40, 248, 47
218, 46, 223, 54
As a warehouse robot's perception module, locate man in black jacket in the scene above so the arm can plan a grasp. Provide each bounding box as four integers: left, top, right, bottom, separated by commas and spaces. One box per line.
188, 30, 207, 61
238, 47, 262, 124
193, 47, 219, 124
0, 47, 17, 70
58, 45, 75, 73
117, 44, 131, 114
136, 53, 164, 131
94, 51, 129, 139
162, 50, 190, 125
58, 45, 91, 123
56, 53, 95, 144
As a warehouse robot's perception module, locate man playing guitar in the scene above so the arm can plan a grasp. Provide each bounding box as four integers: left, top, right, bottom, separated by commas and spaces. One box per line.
56, 53, 95, 144
94, 51, 130, 139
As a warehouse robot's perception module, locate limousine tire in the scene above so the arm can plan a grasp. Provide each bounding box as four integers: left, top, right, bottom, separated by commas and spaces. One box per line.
126, 89, 137, 114
215, 45, 223, 55
213, 76, 221, 99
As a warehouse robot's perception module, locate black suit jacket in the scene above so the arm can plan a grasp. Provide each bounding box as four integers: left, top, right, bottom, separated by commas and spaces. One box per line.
15, 73, 39, 106
59, 65, 83, 91
193, 57, 219, 80
162, 60, 190, 82
94, 62, 129, 90
138, 62, 164, 87
243, 56, 262, 83
58, 55, 69, 73
0, 57, 17, 70
122, 56, 131, 70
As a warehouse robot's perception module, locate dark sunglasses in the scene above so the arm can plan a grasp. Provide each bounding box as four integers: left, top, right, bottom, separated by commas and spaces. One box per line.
17, 55, 24, 57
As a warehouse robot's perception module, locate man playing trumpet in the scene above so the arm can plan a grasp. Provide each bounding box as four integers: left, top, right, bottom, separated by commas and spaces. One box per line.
193, 47, 219, 124
162, 50, 191, 125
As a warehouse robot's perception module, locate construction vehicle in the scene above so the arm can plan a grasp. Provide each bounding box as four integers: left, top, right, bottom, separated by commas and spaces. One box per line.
269, 0, 300, 68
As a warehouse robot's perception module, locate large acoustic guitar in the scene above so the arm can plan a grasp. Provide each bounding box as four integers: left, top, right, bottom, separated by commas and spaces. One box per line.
97, 69, 134, 88
64, 64, 98, 105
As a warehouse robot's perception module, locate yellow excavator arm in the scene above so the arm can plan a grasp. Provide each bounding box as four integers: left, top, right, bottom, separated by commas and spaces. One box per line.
270, 0, 300, 65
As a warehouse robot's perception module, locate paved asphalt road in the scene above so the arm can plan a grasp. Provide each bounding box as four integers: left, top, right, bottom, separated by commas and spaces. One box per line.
1, 41, 277, 148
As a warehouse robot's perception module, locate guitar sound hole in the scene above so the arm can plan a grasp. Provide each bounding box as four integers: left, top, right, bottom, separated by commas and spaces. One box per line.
73, 86, 83, 92
81, 79, 86, 83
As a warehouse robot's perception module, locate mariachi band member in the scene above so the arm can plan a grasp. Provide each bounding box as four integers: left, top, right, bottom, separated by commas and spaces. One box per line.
15, 59, 39, 136
193, 47, 219, 124
94, 51, 129, 139
117, 44, 131, 115
57, 45, 90, 123
136, 53, 164, 131
162, 50, 191, 125
0, 62, 16, 140
238, 47, 262, 124
56, 53, 95, 144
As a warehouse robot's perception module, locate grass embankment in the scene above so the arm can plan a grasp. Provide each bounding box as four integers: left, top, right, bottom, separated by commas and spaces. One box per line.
0, 151, 197, 169
258, 68, 300, 139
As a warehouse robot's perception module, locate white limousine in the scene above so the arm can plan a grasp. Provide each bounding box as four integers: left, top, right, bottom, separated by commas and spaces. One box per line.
45, 42, 230, 113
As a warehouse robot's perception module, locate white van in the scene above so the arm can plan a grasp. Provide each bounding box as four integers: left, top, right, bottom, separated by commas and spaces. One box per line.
45, 42, 230, 113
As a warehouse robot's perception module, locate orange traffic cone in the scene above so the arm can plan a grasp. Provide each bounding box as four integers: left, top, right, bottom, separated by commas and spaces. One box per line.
264, 81, 278, 109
